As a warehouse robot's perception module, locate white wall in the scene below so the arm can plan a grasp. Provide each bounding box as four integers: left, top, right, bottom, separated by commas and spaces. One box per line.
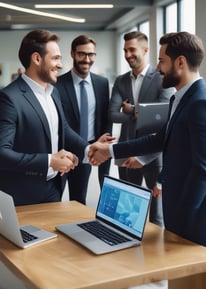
0, 30, 116, 87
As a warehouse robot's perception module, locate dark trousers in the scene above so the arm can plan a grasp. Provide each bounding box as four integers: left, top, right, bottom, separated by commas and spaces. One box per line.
118, 161, 163, 227
68, 159, 111, 205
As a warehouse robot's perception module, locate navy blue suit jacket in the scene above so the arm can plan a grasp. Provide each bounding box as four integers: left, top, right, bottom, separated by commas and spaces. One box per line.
0, 76, 87, 205
56, 71, 111, 139
113, 79, 206, 246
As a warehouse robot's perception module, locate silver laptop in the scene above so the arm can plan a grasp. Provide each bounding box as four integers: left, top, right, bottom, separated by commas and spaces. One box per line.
56, 176, 152, 255
137, 102, 169, 135
0, 190, 57, 248
115, 102, 169, 166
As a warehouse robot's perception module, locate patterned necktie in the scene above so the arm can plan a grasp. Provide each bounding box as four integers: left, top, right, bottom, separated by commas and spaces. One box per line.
79, 80, 88, 141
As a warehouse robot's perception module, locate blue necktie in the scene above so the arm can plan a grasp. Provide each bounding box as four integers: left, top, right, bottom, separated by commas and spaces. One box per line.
79, 80, 88, 141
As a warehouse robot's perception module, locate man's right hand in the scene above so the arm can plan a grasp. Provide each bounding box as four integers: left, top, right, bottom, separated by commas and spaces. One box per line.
88, 142, 111, 165
50, 149, 79, 176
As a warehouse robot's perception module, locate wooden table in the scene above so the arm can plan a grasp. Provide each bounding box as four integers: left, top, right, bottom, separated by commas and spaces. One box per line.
0, 201, 206, 289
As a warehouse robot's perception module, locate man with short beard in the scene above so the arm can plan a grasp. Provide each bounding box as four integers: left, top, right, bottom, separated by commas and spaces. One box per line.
108, 31, 174, 227
56, 35, 112, 205
89, 32, 206, 247
0, 30, 88, 205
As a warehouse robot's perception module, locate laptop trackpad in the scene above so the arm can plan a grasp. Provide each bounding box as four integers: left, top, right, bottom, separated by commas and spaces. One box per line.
21, 225, 40, 233
72, 231, 95, 243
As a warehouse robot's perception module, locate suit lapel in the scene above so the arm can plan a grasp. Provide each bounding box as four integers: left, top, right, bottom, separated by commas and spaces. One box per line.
164, 98, 185, 142
164, 84, 196, 143
138, 66, 154, 102
124, 72, 133, 103
64, 71, 80, 121
19, 78, 51, 141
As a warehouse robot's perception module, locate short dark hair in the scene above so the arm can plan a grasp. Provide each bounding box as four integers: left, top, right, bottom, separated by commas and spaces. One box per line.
71, 35, 96, 51
159, 31, 205, 71
124, 31, 148, 43
18, 30, 59, 69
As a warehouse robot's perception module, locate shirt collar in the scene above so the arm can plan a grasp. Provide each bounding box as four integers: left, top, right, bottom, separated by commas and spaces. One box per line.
130, 64, 150, 80
21, 73, 53, 96
175, 77, 202, 100
71, 69, 92, 85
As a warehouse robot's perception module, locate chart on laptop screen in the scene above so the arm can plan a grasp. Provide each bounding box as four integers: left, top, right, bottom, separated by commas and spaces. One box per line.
97, 177, 150, 238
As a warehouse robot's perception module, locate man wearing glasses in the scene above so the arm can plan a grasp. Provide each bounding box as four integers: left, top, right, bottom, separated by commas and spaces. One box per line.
56, 35, 112, 205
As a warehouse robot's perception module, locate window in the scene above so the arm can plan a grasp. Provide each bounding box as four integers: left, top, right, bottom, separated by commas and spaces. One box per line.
164, 2, 178, 33
180, 0, 195, 33
163, 0, 195, 33
139, 21, 149, 37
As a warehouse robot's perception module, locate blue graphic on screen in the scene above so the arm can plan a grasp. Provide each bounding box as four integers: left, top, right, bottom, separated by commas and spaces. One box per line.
97, 178, 150, 238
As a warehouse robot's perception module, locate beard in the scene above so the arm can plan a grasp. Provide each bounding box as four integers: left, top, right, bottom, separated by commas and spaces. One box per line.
73, 59, 93, 76
126, 55, 142, 69
161, 66, 180, 88
38, 61, 58, 84
39, 70, 56, 84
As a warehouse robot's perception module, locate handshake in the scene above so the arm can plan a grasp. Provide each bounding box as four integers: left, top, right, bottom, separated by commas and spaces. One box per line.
50, 149, 79, 176
88, 132, 114, 165
50, 133, 115, 176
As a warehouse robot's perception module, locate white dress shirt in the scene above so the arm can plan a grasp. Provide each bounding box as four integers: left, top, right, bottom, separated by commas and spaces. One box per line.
21, 73, 58, 180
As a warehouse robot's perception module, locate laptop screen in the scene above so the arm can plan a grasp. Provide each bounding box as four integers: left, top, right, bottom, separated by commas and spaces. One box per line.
96, 176, 151, 239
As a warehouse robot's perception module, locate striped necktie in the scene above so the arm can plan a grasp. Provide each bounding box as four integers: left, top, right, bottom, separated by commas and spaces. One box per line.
79, 80, 88, 141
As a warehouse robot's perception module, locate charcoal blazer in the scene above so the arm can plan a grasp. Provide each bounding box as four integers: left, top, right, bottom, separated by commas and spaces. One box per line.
109, 66, 172, 141
112, 79, 206, 246
0, 76, 87, 205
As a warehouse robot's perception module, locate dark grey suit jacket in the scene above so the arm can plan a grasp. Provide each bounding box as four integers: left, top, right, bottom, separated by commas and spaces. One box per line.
113, 79, 206, 246
0, 76, 87, 205
109, 66, 174, 165
109, 66, 173, 139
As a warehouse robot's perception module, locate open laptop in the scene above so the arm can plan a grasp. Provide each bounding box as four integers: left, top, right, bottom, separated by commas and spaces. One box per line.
137, 102, 169, 136
56, 176, 152, 255
0, 190, 57, 248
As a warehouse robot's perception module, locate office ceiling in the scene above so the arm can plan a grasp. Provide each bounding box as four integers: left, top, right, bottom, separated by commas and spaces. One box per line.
0, 0, 152, 31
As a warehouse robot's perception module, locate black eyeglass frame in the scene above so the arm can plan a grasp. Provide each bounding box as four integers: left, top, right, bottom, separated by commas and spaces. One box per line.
75, 51, 97, 59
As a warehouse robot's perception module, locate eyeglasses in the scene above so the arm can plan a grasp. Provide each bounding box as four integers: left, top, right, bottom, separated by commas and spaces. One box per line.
75, 51, 96, 59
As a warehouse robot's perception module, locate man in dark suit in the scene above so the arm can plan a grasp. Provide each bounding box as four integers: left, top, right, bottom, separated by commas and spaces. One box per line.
108, 31, 174, 226
0, 30, 88, 206
56, 35, 111, 205
89, 32, 206, 246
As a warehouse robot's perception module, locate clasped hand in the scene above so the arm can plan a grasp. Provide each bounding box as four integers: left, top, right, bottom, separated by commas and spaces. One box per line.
50, 149, 79, 176
88, 133, 115, 166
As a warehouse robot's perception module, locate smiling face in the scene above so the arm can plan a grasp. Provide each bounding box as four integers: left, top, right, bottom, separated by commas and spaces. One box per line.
124, 38, 148, 75
71, 42, 96, 77
157, 44, 181, 89
37, 41, 62, 85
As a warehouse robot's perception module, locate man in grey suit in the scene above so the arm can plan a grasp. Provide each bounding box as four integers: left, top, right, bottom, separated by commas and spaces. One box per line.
56, 35, 112, 205
0, 30, 88, 206
109, 31, 174, 226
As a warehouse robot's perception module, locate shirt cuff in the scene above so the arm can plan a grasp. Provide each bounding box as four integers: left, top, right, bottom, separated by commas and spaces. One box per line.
47, 154, 58, 180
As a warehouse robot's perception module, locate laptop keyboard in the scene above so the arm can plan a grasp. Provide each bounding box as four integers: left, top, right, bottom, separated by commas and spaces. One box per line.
78, 220, 131, 246
20, 229, 38, 243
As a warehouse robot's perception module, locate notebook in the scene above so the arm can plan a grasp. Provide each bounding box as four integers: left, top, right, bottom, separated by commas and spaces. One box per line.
137, 102, 169, 135
56, 175, 152, 255
0, 190, 57, 248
